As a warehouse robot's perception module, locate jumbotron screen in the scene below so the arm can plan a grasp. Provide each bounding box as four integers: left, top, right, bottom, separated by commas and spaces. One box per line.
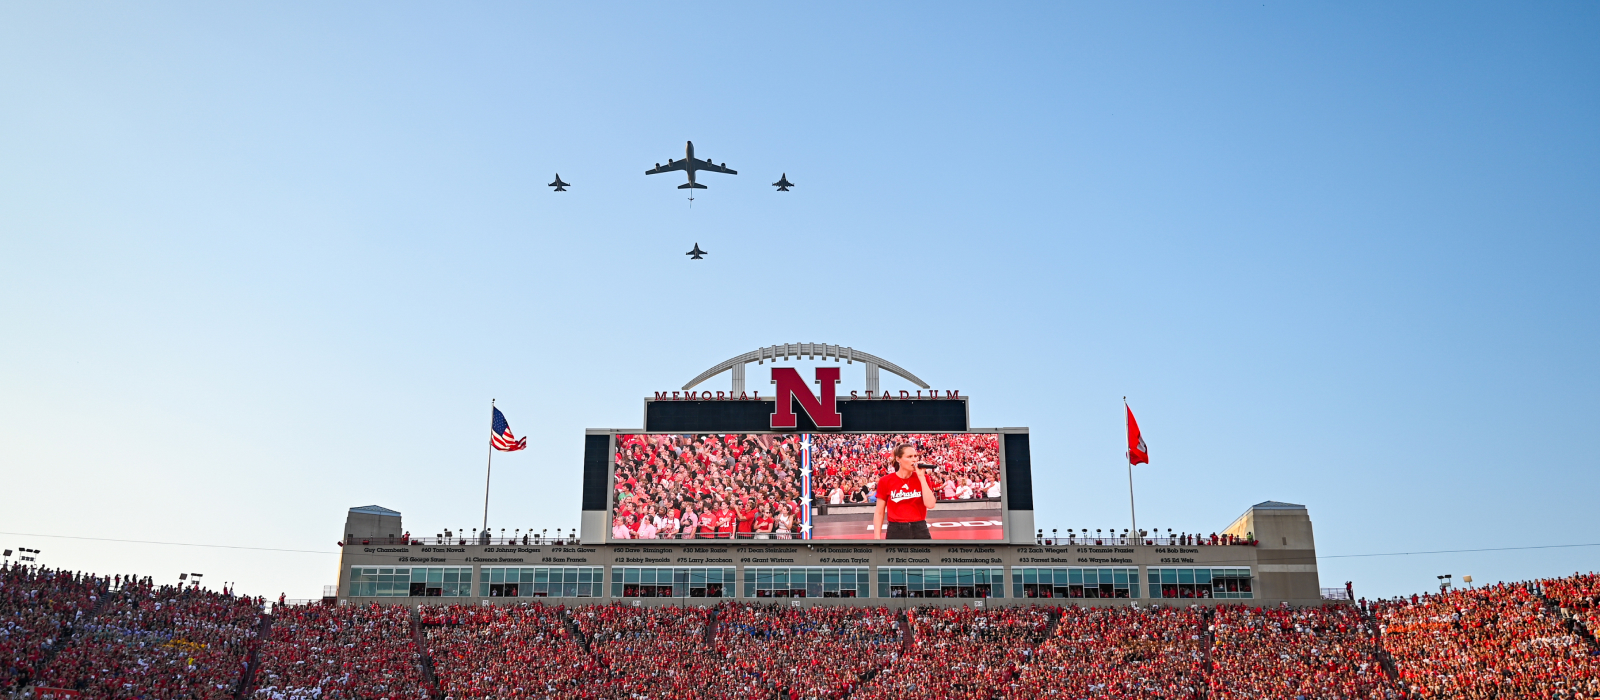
608, 432, 1004, 542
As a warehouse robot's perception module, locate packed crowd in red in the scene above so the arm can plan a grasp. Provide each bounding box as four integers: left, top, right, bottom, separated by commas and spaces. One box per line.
1208, 605, 1395, 699
708, 603, 900, 698
612, 434, 807, 539
6, 561, 1600, 700
35, 576, 263, 699
1545, 573, 1600, 645
423, 603, 587, 698
1374, 582, 1600, 698
809, 434, 1001, 506
1003, 604, 1206, 698
853, 606, 1047, 700
250, 603, 425, 700
570, 603, 712, 697
1, 565, 106, 693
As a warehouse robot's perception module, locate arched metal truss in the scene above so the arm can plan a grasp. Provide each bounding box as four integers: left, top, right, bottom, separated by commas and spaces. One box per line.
683, 343, 929, 395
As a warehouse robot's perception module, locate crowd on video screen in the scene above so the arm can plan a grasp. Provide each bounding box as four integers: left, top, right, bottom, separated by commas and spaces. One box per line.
809, 433, 1001, 506
612, 434, 807, 540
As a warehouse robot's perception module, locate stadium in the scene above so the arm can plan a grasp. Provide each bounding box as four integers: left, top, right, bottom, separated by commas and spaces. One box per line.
5, 345, 1598, 700
338, 344, 1322, 609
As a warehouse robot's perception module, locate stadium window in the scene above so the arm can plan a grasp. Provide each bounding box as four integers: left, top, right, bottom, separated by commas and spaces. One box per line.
1146, 567, 1253, 599
877, 567, 1004, 599
610, 567, 735, 599
349, 567, 472, 597
477, 567, 603, 598
742, 567, 870, 599
1010, 567, 1140, 599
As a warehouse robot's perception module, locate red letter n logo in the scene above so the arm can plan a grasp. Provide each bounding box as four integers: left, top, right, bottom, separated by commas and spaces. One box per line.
770, 367, 842, 429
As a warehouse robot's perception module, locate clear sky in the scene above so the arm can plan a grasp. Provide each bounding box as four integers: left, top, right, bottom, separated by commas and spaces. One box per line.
1, 3, 1596, 600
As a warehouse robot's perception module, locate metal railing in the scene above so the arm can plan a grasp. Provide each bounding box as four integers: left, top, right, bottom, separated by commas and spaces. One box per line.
1031, 535, 1259, 547
348, 533, 1262, 546
1322, 588, 1353, 600
345, 536, 582, 546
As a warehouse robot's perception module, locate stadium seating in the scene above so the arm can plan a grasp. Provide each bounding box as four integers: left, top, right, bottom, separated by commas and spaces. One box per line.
5, 561, 1600, 700
422, 602, 590, 698
853, 605, 1049, 700
1544, 572, 1600, 641
1374, 583, 1600, 698
709, 603, 900, 699
1002, 603, 1206, 698
0, 566, 107, 693
1208, 604, 1395, 699
34, 579, 262, 699
251, 602, 426, 700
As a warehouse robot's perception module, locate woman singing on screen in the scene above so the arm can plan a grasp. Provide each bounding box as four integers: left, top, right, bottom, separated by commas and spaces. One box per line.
873, 443, 939, 540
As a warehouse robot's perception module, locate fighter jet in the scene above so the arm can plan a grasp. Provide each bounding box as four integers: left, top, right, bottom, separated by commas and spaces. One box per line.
548, 174, 570, 192
646, 141, 737, 190
686, 243, 707, 260
772, 173, 794, 191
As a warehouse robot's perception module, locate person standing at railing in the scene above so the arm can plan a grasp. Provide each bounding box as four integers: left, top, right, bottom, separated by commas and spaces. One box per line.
755, 505, 775, 539
735, 498, 756, 540
775, 503, 794, 539
680, 503, 699, 540
714, 499, 738, 539
635, 515, 658, 540
657, 509, 681, 539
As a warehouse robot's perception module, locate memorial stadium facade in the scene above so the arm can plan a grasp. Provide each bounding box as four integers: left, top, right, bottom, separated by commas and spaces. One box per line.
335, 344, 1325, 608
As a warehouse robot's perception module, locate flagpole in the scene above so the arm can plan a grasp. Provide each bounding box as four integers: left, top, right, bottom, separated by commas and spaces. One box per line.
483, 399, 494, 533
1127, 461, 1138, 544
1125, 397, 1138, 544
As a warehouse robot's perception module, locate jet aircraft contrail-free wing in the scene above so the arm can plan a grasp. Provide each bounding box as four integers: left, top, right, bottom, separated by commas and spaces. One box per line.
646, 141, 737, 189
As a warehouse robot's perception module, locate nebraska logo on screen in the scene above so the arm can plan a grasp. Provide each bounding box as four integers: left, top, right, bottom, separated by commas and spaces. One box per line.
770, 367, 842, 429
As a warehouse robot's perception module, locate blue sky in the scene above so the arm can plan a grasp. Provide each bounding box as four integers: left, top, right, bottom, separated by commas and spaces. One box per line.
1, 2, 1596, 599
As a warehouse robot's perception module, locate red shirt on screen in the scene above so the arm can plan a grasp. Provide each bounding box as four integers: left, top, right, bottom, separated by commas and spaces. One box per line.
877, 470, 929, 523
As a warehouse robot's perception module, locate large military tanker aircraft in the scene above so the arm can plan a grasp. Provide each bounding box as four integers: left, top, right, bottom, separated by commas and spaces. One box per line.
645, 141, 737, 190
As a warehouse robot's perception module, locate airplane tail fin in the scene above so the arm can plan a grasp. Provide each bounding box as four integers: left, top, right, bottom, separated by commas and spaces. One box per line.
677, 182, 708, 190
552, 186, 567, 191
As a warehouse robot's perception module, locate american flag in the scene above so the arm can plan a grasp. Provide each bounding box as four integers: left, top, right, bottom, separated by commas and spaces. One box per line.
491, 407, 527, 452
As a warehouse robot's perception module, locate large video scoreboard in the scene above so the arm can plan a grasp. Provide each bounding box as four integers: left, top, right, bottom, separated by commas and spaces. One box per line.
579, 393, 1036, 545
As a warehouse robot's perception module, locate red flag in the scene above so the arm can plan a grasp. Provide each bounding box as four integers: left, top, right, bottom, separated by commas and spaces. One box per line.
1126, 404, 1148, 465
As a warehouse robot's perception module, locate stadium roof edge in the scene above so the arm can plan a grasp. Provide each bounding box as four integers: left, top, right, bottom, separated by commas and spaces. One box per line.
349, 505, 401, 516
684, 343, 930, 391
